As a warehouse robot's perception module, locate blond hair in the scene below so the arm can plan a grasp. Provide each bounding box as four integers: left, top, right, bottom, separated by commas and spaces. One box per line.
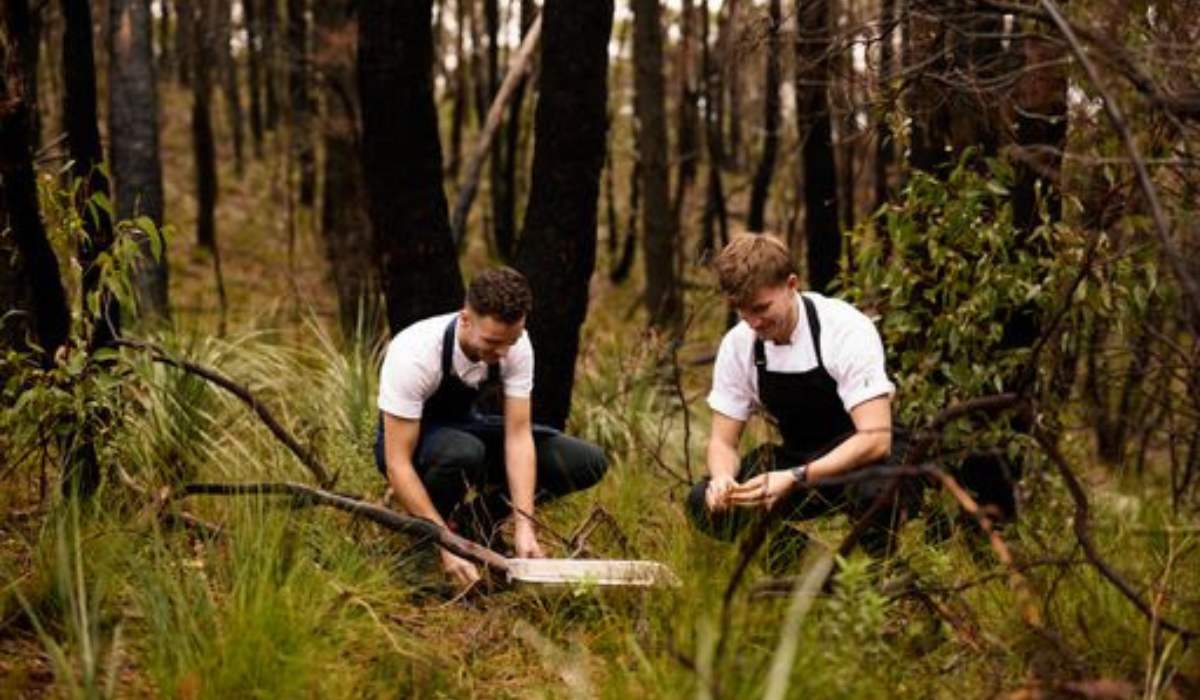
712, 233, 796, 304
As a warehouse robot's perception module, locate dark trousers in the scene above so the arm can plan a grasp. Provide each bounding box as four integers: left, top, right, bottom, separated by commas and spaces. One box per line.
375, 415, 608, 532
685, 443, 911, 557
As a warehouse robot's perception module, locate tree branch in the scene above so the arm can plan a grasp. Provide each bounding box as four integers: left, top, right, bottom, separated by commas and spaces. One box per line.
112, 338, 334, 487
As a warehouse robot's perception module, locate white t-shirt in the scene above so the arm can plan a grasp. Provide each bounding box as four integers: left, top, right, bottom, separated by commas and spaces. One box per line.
378, 311, 534, 420
707, 292, 895, 422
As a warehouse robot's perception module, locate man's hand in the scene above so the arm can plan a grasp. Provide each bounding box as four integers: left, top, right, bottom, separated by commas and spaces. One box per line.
705, 474, 739, 513
512, 519, 545, 559
728, 469, 799, 510
440, 550, 482, 587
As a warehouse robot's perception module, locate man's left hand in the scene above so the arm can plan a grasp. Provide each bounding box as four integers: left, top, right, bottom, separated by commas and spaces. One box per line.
728, 469, 799, 510
513, 520, 545, 559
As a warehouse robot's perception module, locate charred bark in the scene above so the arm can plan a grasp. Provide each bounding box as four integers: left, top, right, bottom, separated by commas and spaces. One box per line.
109, 0, 170, 321
358, 0, 463, 335
0, 11, 70, 361
747, 0, 781, 232
287, 0, 315, 205
796, 0, 839, 292
633, 0, 679, 329
514, 0, 613, 429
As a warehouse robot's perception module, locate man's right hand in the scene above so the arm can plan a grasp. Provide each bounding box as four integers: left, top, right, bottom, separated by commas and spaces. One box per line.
440, 550, 481, 588
705, 475, 738, 513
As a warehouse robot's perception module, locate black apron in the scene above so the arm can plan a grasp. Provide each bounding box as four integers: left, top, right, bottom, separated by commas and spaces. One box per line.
754, 294, 856, 463
374, 318, 503, 474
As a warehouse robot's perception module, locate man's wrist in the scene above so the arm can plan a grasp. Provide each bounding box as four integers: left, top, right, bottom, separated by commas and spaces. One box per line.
790, 463, 809, 486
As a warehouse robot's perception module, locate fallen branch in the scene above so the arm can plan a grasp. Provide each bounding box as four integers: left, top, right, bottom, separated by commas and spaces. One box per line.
113, 338, 334, 487
177, 481, 510, 571
1034, 431, 1198, 640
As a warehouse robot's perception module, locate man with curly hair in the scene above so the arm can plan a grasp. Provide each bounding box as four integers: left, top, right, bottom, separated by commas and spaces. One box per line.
375, 267, 608, 585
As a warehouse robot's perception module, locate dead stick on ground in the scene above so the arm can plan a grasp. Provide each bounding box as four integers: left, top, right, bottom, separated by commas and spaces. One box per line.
113, 338, 334, 487
177, 481, 511, 572
450, 13, 543, 243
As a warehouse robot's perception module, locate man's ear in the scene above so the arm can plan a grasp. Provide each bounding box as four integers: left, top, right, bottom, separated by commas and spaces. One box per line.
785, 274, 799, 292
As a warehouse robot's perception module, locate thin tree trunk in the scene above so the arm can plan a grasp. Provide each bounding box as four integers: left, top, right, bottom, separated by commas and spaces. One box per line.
448, 0, 468, 176
611, 159, 639, 283
159, 0, 172, 78
215, 0, 245, 176
873, 0, 895, 212
358, 0, 463, 335
633, 0, 679, 329
497, 0, 536, 261
0, 5, 70, 362
177, 0, 192, 84
63, 0, 119, 348
110, 0, 170, 322
514, 0, 613, 429
317, 0, 373, 337
747, 0, 781, 232
287, 0, 315, 204
193, 0, 218, 252
245, 0, 265, 158
723, 0, 742, 169
796, 0, 839, 292
699, 0, 727, 261
905, 0, 948, 174
263, 0, 280, 130
10, 0, 42, 148
672, 0, 699, 229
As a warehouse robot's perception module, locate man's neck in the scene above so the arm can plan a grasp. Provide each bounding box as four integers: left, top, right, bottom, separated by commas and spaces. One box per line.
774, 292, 800, 345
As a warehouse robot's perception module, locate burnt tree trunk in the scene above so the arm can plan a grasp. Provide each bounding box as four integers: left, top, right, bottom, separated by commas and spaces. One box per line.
358, 0, 463, 335
448, 0, 468, 176
873, 0, 895, 212
244, 0, 264, 157
263, 0, 280, 130
317, 0, 374, 337
746, 0, 781, 231
514, 0, 613, 429
905, 0, 949, 174
699, 0, 728, 260
1, 6, 70, 361
192, 0, 219, 251
496, 0, 536, 261
723, 0, 742, 169
796, 0, 839, 292
672, 0, 699, 228
177, 0, 192, 85
9, 0, 41, 148
288, 0, 315, 205
633, 0, 679, 329
63, 0, 119, 348
110, 0, 170, 321
215, 0, 245, 175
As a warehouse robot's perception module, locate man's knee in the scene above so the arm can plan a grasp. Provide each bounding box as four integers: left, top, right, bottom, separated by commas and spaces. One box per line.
421, 431, 488, 478
537, 434, 609, 495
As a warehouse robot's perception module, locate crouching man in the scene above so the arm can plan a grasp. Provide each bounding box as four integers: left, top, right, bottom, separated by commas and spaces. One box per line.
687, 234, 907, 563
375, 267, 608, 585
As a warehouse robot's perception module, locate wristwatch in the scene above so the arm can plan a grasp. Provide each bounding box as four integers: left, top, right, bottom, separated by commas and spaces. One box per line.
790, 463, 809, 486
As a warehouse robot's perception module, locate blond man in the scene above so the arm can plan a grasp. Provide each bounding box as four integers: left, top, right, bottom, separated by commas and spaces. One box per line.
688, 234, 905, 561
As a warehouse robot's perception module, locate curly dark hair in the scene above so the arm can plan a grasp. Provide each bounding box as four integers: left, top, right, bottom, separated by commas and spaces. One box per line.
465, 267, 532, 323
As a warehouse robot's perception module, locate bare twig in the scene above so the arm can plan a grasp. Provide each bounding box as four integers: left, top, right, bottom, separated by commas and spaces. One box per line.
1034, 431, 1198, 640
112, 338, 334, 487
1039, 0, 1200, 333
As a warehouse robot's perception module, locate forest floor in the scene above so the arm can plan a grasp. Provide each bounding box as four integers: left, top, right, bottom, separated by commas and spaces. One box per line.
3, 82, 1200, 698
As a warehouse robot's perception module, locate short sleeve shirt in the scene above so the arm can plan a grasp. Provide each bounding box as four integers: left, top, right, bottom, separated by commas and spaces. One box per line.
377, 311, 534, 420
707, 292, 895, 422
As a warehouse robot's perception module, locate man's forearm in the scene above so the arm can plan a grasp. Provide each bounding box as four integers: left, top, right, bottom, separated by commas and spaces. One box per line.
386, 458, 447, 527
505, 432, 537, 521
807, 432, 890, 481
706, 440, 740, 480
